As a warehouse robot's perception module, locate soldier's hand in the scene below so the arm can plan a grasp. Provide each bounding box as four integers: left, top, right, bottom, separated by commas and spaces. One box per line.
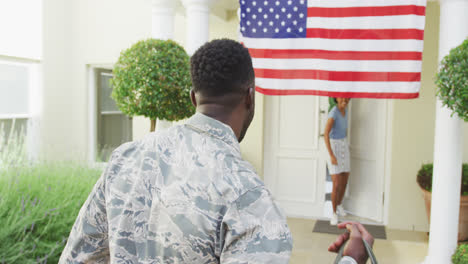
328, 221, 374, 264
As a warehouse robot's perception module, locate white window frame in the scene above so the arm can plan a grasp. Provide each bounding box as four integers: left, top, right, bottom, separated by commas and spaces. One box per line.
0, 55, 42, 162
88, 65, 109, 165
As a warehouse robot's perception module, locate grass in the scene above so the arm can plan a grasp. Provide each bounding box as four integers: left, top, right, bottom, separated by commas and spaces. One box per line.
0, 163, 102, 263
0, 119, 104, 263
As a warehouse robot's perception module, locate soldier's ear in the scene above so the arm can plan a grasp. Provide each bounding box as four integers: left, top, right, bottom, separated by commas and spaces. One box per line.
190, 90, 197, 107
245, 87, 254, 111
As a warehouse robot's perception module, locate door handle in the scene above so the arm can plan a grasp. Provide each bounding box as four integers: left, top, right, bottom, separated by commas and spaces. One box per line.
319, 110, 326, 138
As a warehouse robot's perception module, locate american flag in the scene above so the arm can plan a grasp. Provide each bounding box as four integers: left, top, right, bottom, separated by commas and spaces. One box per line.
239, 0, 427, 99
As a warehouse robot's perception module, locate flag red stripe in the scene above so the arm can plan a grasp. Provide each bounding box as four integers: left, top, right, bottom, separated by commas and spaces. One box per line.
256, 87, 419, 99
306, 28, 424, 40
248, 48, 422, 60
254, 69, 421, 82
307, 5, 426, 17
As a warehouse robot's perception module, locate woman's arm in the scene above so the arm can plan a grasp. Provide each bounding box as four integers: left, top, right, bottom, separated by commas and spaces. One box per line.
324, 118, 338, 165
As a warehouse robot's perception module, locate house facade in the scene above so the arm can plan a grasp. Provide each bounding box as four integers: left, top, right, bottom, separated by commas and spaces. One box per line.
1, 0, 468, 262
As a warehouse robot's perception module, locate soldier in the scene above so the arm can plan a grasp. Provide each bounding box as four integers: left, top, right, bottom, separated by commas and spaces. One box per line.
60, 39, 372, 264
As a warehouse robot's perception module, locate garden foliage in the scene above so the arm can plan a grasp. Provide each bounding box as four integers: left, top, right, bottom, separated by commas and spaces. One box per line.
111, 39, 195, 126
417, 163, 468, 195
453, 244, 468, 264
0, 163, 101, 263
436, 38, 468, 122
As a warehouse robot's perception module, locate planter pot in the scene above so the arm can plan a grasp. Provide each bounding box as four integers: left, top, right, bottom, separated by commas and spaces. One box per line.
421, 187, 468, 241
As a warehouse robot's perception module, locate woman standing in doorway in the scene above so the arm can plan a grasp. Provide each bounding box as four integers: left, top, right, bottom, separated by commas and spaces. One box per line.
324, 97, 351, 225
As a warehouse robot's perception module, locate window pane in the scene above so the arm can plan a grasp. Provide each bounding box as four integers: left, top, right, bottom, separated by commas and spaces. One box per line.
100, 72, 119, 112
0, 63, 29, 115
0, 118, 28, 147
98, 114, 132, 162
96, 69, 132, 162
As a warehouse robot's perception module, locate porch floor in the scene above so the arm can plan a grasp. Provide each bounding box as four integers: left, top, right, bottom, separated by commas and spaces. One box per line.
288, 217, 429, 264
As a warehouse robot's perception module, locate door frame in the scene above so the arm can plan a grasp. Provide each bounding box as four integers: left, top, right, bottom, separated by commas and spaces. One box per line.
382, 100, 394, 226
262, 97, 394, 224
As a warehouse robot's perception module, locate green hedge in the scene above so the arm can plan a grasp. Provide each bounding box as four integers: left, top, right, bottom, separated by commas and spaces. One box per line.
0, 163, 101, 263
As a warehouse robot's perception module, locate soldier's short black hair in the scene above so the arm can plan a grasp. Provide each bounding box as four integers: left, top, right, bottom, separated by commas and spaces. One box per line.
190, 39, 255, 97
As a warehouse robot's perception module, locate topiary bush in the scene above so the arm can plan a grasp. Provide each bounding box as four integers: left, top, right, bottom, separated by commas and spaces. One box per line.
111, 39, 195, 132
436, 38, 468, 122
417, 163, 468, 195
453, 244, 468, 264
0, 163, 102, 263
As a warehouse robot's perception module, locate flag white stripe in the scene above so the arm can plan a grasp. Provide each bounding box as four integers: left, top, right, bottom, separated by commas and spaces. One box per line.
256, 78, 420, 93
241, 37, 424, 52
252, 58, 422, 72
307, 0, 426, 8
307, 15, 425, 30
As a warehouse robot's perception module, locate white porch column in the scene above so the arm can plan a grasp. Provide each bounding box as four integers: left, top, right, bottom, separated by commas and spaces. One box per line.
425, 0, 468, 263
150, 0, 177, 130
181, 0, 216, 55
152, 0, 176, 40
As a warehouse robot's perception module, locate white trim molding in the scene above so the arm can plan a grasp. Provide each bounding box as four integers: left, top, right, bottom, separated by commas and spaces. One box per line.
87, 66, 98, 163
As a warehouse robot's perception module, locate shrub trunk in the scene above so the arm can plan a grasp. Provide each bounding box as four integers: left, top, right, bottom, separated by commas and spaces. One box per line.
151, 119, 156, 132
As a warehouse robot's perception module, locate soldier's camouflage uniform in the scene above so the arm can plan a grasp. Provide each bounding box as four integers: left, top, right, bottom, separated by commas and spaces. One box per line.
59, 113, 293, 263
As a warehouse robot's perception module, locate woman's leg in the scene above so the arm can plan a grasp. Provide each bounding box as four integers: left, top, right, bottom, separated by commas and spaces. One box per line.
331, 174, 340, 213
337, 172, 350, 206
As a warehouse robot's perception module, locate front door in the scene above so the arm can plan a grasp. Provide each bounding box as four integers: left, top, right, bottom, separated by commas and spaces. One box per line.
264, 95, 329, 218
264, 96, 388, 221
343, 99, 388, 222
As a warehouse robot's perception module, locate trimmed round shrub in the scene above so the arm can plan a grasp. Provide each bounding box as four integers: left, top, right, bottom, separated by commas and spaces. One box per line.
111, 39, 194, 131
436, 38, 468, 122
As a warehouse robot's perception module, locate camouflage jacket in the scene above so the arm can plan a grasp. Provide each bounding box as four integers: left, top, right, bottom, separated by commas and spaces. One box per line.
59, 113, 293, 263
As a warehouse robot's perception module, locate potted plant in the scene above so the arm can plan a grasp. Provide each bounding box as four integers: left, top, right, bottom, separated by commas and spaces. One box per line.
453, 244, 468, 264
111, 39, 195, 132
417, 163, 468, 241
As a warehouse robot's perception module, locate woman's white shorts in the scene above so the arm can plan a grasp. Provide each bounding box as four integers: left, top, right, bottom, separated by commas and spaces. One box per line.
327, 137, 351, 175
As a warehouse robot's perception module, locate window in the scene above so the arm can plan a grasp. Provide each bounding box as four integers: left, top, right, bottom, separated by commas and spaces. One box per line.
95, 69, 132, 162
0, 59, 40, 165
